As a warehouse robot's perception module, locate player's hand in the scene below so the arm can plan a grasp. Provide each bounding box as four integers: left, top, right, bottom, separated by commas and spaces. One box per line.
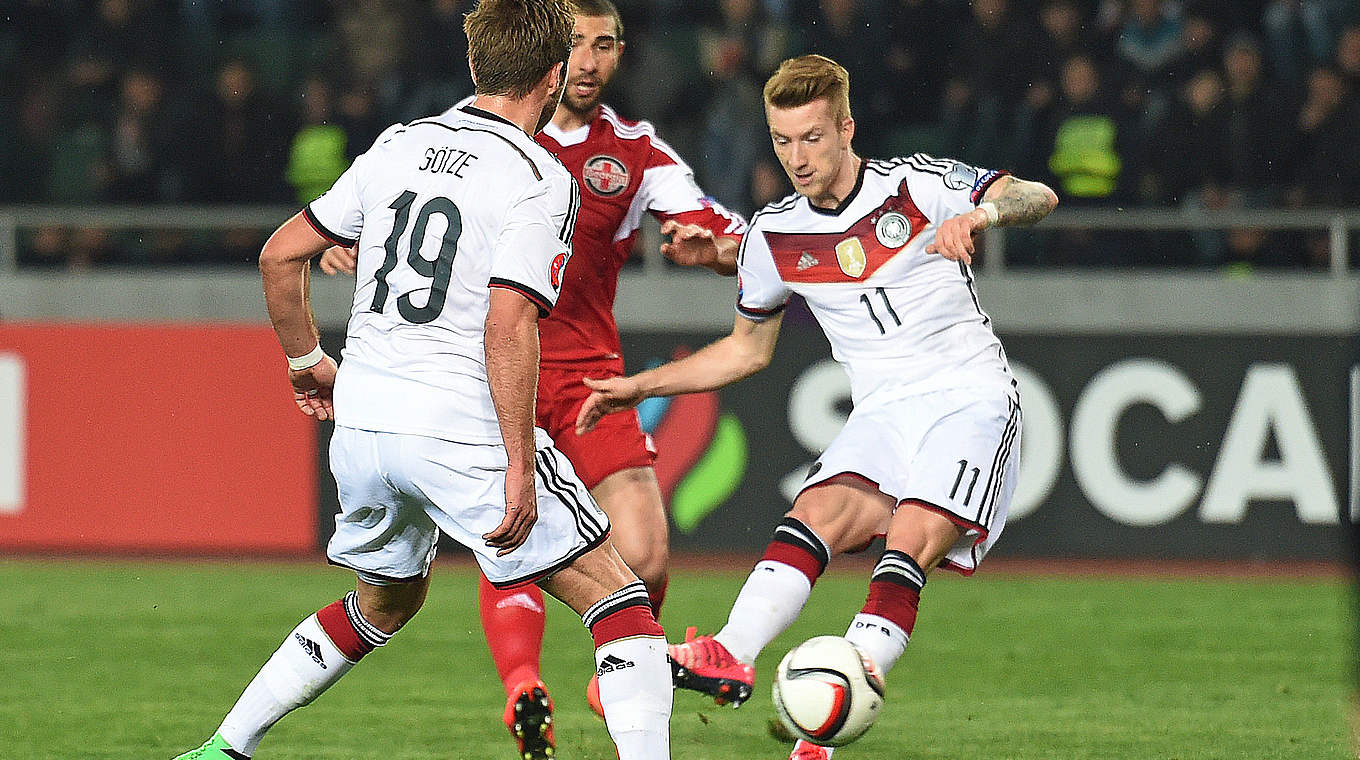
659, 220, 721, 267
924, 208, 988, 266
576, 375, 646, 435
289, 354, 338, 421
319, 245, 357, 276
483, 464, 538, 556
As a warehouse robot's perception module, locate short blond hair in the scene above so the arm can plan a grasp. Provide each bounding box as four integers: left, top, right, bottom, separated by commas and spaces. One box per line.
762, 55, 852, 123
465, 0, 575, 98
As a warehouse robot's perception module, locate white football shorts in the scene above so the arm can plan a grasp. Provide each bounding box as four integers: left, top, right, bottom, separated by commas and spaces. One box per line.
326, 425, 610, 587
800, 385, 1021, 574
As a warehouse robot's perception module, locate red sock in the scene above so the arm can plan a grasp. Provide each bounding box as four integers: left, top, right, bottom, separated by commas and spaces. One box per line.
479, 574, 546, 696
316, 597, 374, 662
862, 549, 926, 636
647, 576, 668, 618
585, 581, 664, 646
762, 516, 831, 586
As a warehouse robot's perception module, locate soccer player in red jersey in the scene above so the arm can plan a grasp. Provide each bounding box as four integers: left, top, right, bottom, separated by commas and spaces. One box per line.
322, 2, 745, 756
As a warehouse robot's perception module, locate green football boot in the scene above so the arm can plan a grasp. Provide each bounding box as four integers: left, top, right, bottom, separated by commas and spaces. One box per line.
172, 733, 250, 759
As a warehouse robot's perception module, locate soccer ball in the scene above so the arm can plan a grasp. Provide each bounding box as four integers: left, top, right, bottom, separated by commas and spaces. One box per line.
771, 635, 885, 747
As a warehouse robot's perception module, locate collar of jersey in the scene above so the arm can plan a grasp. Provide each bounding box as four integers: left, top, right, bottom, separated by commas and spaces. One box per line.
458, 104, 520, 130
808, 157, 868, 217
542, 119, 591, 147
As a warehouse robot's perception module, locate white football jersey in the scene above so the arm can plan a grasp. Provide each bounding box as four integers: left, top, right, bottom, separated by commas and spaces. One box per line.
305, 104, 579, 442
737, 154, 1015, 404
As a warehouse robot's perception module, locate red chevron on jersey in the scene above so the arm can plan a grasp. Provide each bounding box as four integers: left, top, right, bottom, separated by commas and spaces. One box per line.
764, 179, 928, 283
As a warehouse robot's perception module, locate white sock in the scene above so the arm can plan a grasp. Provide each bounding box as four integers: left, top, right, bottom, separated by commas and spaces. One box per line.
844, 613, 910, 675
217, 614, 356, 755
713, 560, 813, 664
594, 636, 672, 760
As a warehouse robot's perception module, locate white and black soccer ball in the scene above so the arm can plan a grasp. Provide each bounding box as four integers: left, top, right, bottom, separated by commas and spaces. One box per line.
771, 635, 886, 747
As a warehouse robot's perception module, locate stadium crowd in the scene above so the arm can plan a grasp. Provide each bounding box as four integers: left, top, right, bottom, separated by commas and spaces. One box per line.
3, 0, 1358, 267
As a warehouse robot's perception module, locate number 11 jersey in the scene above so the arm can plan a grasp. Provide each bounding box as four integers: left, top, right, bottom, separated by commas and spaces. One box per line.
304, 104, 579, 443
736, 154, 1015, 406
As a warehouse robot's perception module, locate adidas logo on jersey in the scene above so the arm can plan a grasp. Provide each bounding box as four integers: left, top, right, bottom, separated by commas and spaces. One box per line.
596, 654, 635, 677
796, 251, 819, 271
295, 633, 327, 669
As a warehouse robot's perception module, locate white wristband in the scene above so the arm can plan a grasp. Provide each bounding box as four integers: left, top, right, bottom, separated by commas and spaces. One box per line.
978, 201, 1000, 228
286, 344, 325, 371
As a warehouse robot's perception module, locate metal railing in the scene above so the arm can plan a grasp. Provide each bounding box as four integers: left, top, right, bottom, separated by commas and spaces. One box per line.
979, 207, 1359, 278
2, 205, 1358, 277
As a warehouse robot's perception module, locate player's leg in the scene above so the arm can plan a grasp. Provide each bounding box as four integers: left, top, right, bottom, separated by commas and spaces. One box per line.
672, 477, 891, 706
841, 504, 960, 677
793, 392, 1020, 759
176, 426, 438, 759
540, 541, 672, 760
476, 573, 555, 758
582, 465, 669, 716
784, 508, 962, 760
176, 576, 428, 759
590, 466, 669, 613
843, 390, 1020, 678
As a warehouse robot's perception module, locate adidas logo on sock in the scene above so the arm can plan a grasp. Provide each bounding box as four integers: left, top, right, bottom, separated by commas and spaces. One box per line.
596, 654, 635, 677
295, 633, 327, 669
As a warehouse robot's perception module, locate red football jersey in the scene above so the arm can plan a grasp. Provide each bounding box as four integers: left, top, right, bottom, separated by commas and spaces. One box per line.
535, 105, 747, 366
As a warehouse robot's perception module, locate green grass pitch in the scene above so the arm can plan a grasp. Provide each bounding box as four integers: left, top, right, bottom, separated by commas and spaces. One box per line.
0, 557, 1351, 759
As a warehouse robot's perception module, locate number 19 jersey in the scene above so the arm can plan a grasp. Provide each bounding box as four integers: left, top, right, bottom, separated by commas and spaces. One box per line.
736, 154, 1015, 405
304, 104, 579, 443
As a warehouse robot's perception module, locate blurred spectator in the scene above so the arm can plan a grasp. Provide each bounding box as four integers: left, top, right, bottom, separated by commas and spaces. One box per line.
1039, 54, 1140, 265
44, 121, 112, 205
800, 0, 901, 155
107, 68, 189, 202
1013, 0, 1092, 178
1035, 0, 1094, 85
394, 0, 475, 123
1262, 0, 1340, 82
1286, 66, 1360, 206
1335, 23, 1360, 90
940, 0, 1040, 166
1220, 223, 1308, 272
1042, 55, 1129, 205
1221, 33, 1289, 200
695, 0, 790, 210
1173, 9, 1223, 81
284, 77, 350, 205
185, 58, 291, 203
877, 0, 966, 158
701, 0, 790, 77
1157, 68, 1231, 204
1155, 68, 1232, 263
24, 226, 116, 271
1116, 0, 1187, 87
333, 0, 415, 123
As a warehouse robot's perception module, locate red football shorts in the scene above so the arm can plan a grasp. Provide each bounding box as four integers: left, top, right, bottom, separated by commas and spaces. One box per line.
536, 364, 656, 490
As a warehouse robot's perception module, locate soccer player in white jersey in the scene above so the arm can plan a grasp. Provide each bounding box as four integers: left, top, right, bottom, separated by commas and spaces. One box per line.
321, 4, 745, 755
577, 54, 1058, 760
171, 3, 673, 759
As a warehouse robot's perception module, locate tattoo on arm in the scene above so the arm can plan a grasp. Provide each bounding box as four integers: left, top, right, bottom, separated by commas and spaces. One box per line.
985, 176, 1058, 227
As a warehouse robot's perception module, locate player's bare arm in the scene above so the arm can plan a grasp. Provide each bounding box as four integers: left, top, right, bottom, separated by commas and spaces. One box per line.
925, 175, 1059, 265
259, 211, 340, 420
659, 220, 739, 275
576, 312, 782, 434
319, 244, 357, 276
483, 287, 544, 556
